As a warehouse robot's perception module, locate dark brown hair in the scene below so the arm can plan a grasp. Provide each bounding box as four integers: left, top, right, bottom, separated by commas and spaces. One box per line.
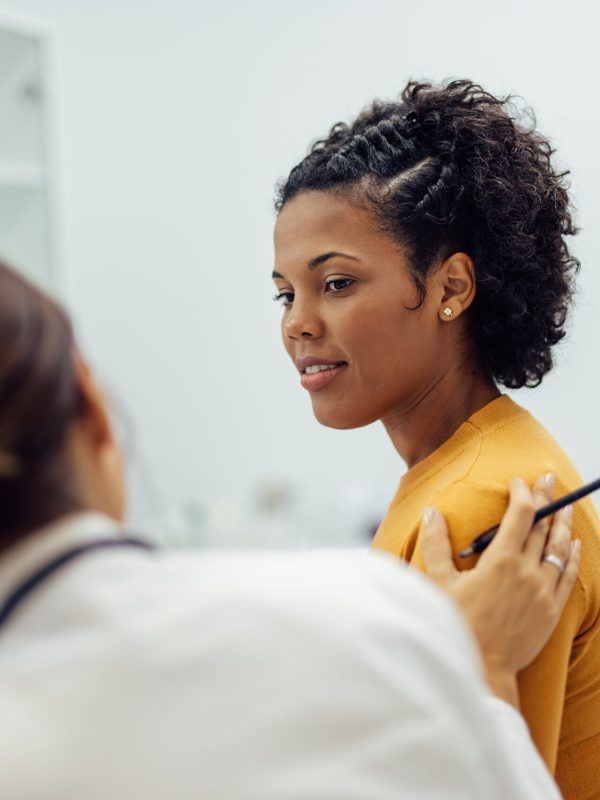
0, 260, 84, 548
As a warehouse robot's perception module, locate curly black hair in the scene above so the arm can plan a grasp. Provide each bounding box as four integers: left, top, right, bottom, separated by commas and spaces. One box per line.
275, 80, 579, 388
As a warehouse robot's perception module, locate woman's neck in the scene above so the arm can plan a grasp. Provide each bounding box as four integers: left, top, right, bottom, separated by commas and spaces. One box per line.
382, 366, 500, 469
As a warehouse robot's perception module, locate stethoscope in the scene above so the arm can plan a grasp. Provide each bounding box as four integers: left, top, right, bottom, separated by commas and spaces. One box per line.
0, 537, 156, 629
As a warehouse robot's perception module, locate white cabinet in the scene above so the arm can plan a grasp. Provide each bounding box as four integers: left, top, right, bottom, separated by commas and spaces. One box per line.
0, 15, 59, 293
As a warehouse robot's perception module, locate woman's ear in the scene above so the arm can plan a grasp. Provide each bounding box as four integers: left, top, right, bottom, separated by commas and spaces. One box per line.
71, 353, 114, 449
434, 252, 476, 322
70, 352, 126, 521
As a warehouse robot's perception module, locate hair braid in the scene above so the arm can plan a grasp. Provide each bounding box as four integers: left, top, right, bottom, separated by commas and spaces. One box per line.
412, 162, 463, 224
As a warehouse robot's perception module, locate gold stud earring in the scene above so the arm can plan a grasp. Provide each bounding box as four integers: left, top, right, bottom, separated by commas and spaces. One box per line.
442, 307, 453, 318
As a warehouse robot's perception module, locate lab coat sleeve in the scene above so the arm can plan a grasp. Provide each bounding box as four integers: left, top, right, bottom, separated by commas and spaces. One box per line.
483, 695, 564, 798
355, 552, 564, 800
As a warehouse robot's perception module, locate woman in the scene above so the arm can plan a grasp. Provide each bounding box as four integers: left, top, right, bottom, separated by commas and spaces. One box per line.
273, 80, 600, 796
0, 259, 578, 799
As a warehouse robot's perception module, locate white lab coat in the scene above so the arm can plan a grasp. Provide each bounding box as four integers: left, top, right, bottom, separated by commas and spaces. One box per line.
0, 512, 561, 799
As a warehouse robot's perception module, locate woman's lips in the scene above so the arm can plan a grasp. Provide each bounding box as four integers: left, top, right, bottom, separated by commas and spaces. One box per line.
300, 363, 347, 391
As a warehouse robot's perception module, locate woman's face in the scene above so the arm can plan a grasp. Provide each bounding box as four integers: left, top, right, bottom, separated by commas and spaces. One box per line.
273, 191, 451, 430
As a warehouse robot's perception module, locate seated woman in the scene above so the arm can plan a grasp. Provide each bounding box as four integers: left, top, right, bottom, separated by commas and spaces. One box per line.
272, 79, 600, 797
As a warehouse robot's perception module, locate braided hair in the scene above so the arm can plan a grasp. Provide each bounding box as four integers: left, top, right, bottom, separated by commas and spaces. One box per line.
275, 80, 579, 389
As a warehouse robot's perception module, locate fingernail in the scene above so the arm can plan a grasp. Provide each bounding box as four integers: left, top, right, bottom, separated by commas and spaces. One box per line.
572, 538, 581, 553
564, 504, 573, 521
545, 472, 555, 491
423, 507, 434, 526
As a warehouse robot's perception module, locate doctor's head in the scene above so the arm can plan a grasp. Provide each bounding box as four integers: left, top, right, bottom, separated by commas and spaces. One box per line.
0, 263, 125, 551
273, 80, 578, 430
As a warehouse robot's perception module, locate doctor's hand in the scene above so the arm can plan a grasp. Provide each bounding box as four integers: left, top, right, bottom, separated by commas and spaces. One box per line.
420, 475, 580, 708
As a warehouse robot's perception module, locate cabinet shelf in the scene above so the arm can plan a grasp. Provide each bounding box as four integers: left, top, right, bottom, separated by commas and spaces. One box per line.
0, 12, 58, 292
0, 160, 45, 187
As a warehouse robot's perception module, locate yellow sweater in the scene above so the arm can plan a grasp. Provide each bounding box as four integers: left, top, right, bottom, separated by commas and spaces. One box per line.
373, 396, 600, 799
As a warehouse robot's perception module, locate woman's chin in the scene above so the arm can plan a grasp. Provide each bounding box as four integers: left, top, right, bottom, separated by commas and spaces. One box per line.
311, 399, 378, 430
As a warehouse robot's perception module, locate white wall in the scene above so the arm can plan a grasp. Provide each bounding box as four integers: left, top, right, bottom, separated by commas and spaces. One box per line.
2, 0, 599, 545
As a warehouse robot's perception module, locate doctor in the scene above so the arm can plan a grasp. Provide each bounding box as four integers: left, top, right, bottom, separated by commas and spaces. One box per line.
0, 261, 578, 799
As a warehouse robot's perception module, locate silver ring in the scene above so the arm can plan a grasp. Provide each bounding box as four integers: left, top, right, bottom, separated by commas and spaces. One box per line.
542, 553, 566, 573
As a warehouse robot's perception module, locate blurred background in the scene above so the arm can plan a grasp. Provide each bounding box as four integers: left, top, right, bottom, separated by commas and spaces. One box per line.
0, 0, 598, 547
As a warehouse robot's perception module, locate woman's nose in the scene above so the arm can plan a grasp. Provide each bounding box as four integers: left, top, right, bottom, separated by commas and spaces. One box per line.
283, 301, 324, 340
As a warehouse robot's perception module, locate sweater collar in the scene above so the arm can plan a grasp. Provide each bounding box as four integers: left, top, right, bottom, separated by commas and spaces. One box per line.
397, 395, 528, 497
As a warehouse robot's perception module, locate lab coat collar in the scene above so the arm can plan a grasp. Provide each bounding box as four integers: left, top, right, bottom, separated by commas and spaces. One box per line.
0, 511, 123, 605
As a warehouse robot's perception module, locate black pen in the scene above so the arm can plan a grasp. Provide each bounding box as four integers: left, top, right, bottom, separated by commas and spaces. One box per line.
459, 477, 600, 558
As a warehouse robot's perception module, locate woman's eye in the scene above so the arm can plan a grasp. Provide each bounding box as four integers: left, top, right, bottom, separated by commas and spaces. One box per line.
273, 291, 294, 307
325, 277, 355, 293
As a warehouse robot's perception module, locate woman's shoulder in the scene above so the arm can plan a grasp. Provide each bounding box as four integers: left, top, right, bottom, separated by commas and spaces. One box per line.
430, 467, 599, 610
465, 397, 585, 490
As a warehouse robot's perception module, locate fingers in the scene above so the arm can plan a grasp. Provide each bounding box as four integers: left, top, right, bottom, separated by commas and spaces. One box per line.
541, 505, 573, 587
420, 507, 457, 588
523, 473, 555, 561
555, 538, 581, 610
489, 477, 537, 554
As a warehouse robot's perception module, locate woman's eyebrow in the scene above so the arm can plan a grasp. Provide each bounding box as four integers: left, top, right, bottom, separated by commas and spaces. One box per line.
307, 251, 360, 270
272, 251, 360, 280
